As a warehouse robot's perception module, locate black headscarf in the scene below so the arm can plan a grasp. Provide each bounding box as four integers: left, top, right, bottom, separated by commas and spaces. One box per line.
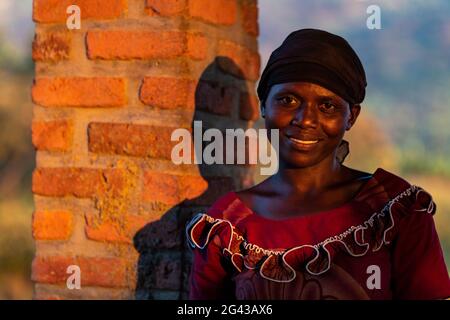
257, 28, 367, 105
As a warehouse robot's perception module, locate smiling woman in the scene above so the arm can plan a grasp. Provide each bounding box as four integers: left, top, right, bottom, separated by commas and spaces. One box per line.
186, 28, 450, 300
263, 81, 359, 171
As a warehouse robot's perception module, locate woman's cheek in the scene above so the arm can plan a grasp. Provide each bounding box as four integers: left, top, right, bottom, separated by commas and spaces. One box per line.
320, 116, 346, 137
265, 114, 289, 129
266, 108, 295, 127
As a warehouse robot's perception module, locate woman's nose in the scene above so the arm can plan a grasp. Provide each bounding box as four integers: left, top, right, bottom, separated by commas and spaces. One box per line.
291, 104, 318, 128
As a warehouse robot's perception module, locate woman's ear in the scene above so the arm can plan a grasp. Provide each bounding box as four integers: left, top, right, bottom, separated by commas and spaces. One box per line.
346, 104, 361, 130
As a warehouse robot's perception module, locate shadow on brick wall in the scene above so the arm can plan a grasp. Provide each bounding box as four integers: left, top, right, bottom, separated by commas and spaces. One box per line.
133, 57, 256, 299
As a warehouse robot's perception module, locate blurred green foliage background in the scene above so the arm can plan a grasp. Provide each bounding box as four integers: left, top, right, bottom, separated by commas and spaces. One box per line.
0, 0, 34, 299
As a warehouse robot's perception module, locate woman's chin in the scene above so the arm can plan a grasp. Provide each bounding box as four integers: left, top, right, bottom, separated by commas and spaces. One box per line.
278, 139, 339, 168
279, 153, 322, 168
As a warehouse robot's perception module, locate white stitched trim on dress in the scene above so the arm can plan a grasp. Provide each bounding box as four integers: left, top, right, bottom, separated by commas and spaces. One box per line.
186, 185, 434, 282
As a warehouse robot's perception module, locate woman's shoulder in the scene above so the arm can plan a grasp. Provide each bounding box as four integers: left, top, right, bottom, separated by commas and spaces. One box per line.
372, 167, 413, 192
185, 190, 249, 252
204, 191, 236, 218
203, 190, 254, 224
363, 167, 436, 217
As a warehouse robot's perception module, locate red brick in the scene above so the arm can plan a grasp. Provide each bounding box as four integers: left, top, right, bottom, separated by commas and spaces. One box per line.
187, 33, 208, 60
142, 172, 180, 205
189, 0, 237, 25
32, 211, 73, 240
31, 256, 127, 287
139, 77, 196, 110
85, 213, 149, 244
32, 77, 127, 108
177, 175, 209, 200
32, 120, 73, 152
88, 122, 177, 159
142, 172, 207, 204
34, 293, 62, 300
32, 168, 125, 198
145, 0, 187, 16
239, 92, 260, 121
217, 40, 260, 81
32, 32, 71, 62
241, 1, 259, 36
33, 0, 127, 23
87, 30, 194, 60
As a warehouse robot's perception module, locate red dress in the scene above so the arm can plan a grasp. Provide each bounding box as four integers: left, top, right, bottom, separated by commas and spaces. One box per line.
186, 168, 450, 300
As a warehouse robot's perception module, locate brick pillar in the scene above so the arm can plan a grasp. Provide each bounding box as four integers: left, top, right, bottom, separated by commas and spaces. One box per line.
31, 0, 260, 299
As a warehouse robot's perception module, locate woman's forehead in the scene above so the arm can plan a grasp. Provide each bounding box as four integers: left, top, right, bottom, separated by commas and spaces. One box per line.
269, 82, 344, 100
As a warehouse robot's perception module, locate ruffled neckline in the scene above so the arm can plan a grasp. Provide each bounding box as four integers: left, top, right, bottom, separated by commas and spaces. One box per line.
186, 173, 436, 282
229, 167, 382, 223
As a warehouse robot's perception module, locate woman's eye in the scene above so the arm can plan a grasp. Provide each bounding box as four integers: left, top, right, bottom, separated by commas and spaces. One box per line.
320, 102, 337, 113
276, 96, 298, 106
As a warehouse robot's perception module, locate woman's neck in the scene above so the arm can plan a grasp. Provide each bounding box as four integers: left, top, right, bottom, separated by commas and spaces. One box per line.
274, 157, 345, 196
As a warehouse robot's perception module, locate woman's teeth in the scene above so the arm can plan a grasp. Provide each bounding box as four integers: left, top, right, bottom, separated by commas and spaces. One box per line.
289, 137, 319, 144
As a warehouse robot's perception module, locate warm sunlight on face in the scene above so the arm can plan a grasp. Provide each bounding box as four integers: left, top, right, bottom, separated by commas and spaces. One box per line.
263, 82, 360, 168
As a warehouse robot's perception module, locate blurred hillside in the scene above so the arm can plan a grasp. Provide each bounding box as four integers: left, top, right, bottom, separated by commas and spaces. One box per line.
0, 0, 34, 299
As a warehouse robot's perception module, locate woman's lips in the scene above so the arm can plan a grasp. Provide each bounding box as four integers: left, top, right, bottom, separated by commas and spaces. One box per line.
289, 137, 319, 144
286, 135, 321, 151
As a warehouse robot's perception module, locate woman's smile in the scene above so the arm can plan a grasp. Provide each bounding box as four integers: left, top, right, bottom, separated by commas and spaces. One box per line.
289, 138, 318, 144
285, 134, 322, 151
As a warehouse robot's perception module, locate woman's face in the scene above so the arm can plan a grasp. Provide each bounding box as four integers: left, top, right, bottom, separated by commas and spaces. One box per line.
263, 82, 360, 168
